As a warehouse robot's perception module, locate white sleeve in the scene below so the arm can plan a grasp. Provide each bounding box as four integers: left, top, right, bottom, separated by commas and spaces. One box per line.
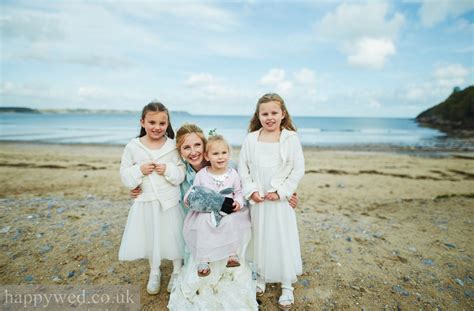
232, 170, 245, 207
238, 137, 259, 202
164, 152, 185, 186
275, 135, 305, 200
119, 144, 144, 190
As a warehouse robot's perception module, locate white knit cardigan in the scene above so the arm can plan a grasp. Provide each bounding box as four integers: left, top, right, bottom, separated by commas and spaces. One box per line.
120, 137, 185, 210
238, 128, 305, 204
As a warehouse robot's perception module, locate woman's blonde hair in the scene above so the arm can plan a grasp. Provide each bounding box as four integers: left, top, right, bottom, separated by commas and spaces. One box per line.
205, 134, 230, 153
175, 123, 207, 156
248, 93, 296, 132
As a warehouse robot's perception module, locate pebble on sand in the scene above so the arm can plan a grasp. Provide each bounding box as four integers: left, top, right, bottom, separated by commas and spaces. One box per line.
39, 244, 53, 254
1, 226, 11, 233
392, 285, 410, 297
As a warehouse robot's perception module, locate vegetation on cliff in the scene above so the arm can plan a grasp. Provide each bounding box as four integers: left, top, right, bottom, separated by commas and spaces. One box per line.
416, 86, 474, 133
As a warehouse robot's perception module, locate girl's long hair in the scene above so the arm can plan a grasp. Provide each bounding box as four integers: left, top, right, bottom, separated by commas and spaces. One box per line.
248, 93, 296, 132
139, 101, 174, 139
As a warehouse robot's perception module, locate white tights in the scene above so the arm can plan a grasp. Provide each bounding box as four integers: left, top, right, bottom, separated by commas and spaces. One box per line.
149, 259, 183, 275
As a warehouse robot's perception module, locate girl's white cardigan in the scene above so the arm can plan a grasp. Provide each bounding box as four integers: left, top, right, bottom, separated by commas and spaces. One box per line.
238, 128, 305, 204
120, 137, 185, 211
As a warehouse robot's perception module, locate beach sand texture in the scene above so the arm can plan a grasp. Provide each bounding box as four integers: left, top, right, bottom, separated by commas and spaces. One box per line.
0, 142, 473, 310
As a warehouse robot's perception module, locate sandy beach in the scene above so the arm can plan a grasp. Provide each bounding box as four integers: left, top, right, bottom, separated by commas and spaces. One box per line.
0, 142, 473, 310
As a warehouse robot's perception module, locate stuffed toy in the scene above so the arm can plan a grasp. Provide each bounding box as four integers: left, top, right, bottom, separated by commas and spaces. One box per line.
187, 185, 236, 225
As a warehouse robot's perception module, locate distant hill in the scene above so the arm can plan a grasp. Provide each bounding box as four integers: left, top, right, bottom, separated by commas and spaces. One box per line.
0, 107, 40, 113
416, 86, 474, 134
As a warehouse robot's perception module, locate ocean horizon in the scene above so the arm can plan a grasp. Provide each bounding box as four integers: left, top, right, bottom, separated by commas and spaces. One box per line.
0, 111, 461, 149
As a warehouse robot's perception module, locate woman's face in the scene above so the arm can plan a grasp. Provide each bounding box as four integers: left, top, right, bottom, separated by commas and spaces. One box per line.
180, 133, 205, 169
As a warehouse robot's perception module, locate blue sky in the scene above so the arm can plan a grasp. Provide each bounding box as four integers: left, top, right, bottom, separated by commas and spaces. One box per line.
1, 0, 473, 117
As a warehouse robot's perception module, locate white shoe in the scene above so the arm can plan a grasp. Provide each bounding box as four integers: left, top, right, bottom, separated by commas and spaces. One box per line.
167, 273, 179, 293
278, 285, 294, 310
147, 271, 161, 295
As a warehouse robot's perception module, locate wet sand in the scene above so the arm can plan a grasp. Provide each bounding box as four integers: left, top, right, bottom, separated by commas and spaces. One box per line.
0, 142, 473, 310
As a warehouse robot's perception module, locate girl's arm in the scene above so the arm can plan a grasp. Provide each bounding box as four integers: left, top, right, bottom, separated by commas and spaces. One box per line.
120, 145, 144, 190
271, 135, 305, 200
232, 170, 245, 208
163, 152, 186, 186
238, 138, 259, 201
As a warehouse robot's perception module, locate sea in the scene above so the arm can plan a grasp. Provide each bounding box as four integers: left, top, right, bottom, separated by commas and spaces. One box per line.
0, 112, 465, 149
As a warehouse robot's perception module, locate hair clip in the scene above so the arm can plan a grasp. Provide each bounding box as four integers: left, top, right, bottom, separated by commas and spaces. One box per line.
208, 128, 217, 136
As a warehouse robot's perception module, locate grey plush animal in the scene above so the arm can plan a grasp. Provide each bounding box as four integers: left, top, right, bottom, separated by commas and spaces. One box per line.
187, 186, 234, 226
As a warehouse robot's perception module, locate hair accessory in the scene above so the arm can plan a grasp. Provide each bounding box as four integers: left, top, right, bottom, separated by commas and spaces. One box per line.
208, 128, 217, 136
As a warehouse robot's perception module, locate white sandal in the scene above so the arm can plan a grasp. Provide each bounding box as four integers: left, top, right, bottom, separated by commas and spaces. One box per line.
278, 285, 294, 310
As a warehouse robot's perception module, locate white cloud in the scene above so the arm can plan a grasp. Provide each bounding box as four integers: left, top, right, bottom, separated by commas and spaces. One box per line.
259, 69, 286, 85
317, 2, 404, 41
294, 68, 316, 85
450, 18, 474, 32
434, 64, 470, 88
259, 69, 293, 95
347, 38, 396, 69
184, 72, 244, 100
368, 98, 381, 109
0, 2, 160, 68
0, 80, 66, 104
277, 81, 294, 94
0, 10, 63, 41
315, 1, 404, 69
185, 73, 215, 88
77, 86, 110, 99
0, 82, 15, 94
113, 2, 239, 32
419, 0, 474, 27
406, 86, 426, 101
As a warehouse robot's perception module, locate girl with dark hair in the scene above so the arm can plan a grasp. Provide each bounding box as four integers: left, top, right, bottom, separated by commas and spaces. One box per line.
119, 101, 185, 295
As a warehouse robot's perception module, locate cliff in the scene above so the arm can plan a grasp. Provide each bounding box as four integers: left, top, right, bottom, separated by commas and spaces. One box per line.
416, 86, 474, 134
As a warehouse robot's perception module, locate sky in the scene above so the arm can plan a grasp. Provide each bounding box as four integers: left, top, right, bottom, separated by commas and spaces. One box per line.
1, 0, 473, 117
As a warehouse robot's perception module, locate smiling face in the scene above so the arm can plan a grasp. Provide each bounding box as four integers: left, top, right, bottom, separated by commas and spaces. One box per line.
258, 100, 286, 133
204, 140, 230, 172
140, 111, 169, 141
179, 132, 205, 169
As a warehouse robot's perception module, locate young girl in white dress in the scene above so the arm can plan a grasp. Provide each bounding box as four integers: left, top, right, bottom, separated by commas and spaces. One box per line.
239, 93, 305, 310
119, 101, 185, 295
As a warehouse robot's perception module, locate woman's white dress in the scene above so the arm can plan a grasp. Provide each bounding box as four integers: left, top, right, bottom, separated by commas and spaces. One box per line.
248, 142, 302, 284
167, 232, 257, 310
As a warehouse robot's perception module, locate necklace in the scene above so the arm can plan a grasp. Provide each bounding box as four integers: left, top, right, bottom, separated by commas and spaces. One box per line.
209, 168, 229, 188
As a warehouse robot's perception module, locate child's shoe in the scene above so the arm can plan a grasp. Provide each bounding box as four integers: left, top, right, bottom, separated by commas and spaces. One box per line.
226, 254, 240, 268
197, 263, 210, 277
146, 271, 161, 295
256, 280, 266, 297
278, 285, 294, 310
